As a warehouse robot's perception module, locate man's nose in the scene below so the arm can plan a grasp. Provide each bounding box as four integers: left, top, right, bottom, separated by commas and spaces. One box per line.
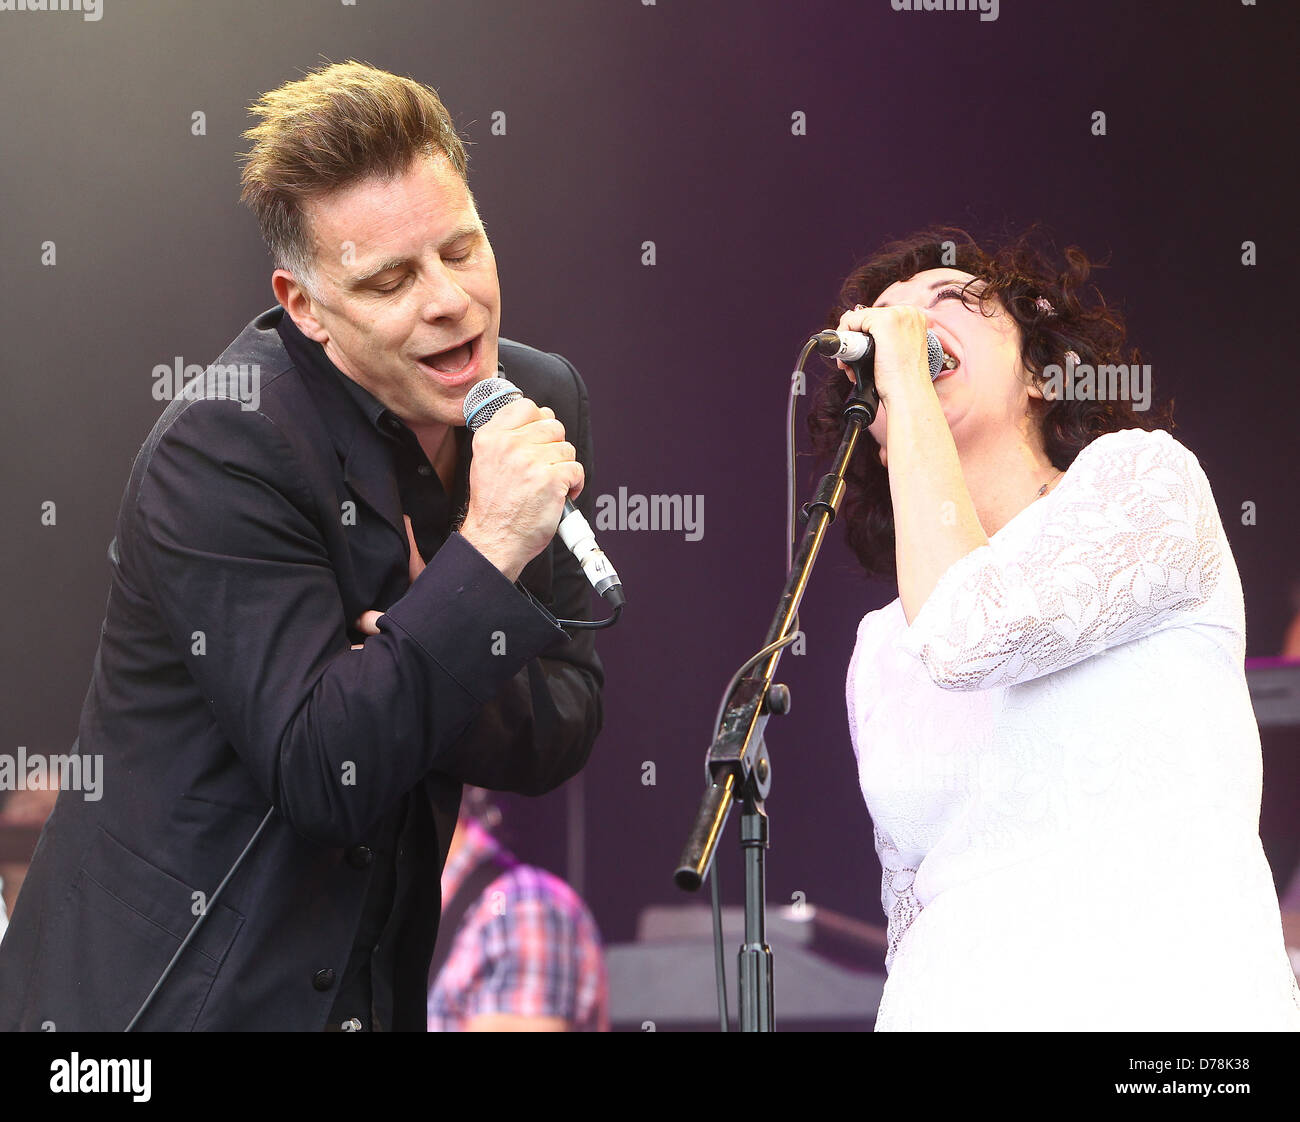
417, 264, 472, 320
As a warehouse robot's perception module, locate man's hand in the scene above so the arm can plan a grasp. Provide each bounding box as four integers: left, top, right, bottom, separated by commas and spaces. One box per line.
347, 395, 581, 648
458, 399, 582, 582
350, 515, 424, 647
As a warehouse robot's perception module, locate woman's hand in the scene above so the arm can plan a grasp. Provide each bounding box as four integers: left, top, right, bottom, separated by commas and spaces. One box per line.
836, 303, 936, 406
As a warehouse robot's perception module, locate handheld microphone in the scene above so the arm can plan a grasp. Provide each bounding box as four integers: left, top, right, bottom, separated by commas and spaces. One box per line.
463, 377, 625, 608
813, 329, 949, 380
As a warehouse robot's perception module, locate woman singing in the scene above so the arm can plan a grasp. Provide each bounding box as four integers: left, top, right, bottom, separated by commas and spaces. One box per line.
809, 228, 1300, 1030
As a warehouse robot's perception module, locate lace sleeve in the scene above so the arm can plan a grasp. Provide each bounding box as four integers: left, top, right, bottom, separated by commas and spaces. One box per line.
899, 429, 1225, 691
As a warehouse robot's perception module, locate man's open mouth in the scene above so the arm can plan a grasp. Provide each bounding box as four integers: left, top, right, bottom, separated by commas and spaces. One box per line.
417, 335, 478, 377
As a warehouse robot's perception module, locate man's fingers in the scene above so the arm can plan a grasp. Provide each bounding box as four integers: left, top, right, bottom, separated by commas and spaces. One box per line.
562, 461, 585, 502
517, 417, 568, 444
470, 398, 567, 449
403, 515, 426, 583
461, 392, 586, 576
351, 609, 383, 648
553, 440, 576, 463
354, 610, 384, 636
478, 397, 542, 430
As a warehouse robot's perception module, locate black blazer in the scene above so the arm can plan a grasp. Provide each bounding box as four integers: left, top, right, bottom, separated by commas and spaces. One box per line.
0, 307, 603, 1031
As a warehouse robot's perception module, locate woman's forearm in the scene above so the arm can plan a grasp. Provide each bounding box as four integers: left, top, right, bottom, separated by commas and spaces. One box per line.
883, 383, 988, 624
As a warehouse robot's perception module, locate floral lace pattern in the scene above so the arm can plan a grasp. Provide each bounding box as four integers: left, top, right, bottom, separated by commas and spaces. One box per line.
901, 429, 1222, 690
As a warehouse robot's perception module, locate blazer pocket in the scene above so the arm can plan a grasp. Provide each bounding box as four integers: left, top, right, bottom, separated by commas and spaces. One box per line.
64, 827, 244, 1031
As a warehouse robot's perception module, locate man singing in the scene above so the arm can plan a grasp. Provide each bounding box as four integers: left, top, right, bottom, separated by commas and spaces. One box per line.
0, 60, 604, 1031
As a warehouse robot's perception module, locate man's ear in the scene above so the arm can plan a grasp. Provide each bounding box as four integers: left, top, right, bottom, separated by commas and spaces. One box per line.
273, 269, 329, 344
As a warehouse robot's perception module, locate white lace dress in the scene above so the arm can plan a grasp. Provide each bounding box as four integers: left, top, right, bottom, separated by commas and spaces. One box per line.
847, 428, 1300, 1030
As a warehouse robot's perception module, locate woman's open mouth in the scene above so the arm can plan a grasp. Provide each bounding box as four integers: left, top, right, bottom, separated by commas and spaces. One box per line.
933, 341, 960, 380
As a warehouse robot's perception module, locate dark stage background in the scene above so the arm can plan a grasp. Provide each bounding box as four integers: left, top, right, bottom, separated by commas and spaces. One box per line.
2, 0, 1297, 1024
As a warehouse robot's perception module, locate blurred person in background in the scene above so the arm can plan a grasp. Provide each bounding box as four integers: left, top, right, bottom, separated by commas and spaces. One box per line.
427, 788, 607, 1031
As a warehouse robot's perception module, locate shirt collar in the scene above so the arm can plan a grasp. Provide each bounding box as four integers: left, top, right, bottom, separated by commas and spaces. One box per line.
274, 308, 398, 437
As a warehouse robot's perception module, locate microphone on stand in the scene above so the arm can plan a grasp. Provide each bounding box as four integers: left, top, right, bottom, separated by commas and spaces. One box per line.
812, 329, 948, 379
809, 329, 949, 424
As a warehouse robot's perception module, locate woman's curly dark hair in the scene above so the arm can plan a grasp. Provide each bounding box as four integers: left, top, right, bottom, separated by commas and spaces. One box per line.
807, 226, 1174, 580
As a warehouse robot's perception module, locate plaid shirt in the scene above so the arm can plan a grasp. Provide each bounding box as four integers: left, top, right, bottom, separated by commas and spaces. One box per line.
427, 820, 608, 1031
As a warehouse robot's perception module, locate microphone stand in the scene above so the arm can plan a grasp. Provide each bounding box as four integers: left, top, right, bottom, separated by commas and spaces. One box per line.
674, 339, 879, 1031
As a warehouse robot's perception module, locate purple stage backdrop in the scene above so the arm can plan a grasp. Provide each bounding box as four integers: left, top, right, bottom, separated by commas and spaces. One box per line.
1, 0, 1296, 1021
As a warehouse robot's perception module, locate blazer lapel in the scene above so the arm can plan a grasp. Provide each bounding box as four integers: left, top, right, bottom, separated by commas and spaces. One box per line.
340, 424, 406, 544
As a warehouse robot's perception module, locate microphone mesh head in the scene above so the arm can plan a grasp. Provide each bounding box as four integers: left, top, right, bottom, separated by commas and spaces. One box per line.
462, 376, 522, 430
925, 331, 944, 380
